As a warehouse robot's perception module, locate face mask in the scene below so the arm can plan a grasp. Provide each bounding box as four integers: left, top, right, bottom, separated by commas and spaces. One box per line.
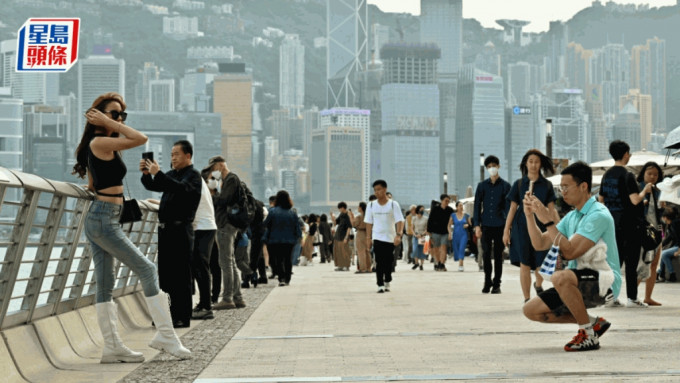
207, 179, 219, 190
487, 167, 499, 177
211, 170, 222, 180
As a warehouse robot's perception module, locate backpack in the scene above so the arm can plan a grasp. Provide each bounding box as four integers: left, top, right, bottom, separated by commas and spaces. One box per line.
227, 180, 257, 229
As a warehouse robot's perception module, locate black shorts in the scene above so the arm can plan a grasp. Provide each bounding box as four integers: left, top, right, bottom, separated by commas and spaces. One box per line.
538, 269, 607, 317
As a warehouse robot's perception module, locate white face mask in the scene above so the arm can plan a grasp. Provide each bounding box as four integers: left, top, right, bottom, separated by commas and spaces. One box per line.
207, 179, 220, 190
211, 170, 222, 180
487, 167, 499, 177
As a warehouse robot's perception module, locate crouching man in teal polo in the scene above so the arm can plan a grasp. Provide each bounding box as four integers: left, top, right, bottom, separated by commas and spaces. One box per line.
522, 161, 622, 352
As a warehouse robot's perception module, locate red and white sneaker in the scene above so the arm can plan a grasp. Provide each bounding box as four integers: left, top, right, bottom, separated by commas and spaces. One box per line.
593, 317, 611, 338
564, 329, 600, 352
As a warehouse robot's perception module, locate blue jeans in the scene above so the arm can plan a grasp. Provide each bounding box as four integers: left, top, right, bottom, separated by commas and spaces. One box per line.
292, 241, 302, 265
84, 200, 159, 303
660, 246, 678, 274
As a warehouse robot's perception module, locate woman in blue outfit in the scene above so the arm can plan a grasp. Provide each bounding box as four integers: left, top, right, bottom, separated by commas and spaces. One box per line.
448, 201, 471, 272
262, 190, 301, 286
504, 149, 559, 302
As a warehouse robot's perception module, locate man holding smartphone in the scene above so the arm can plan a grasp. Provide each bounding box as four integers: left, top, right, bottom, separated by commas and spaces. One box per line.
140, 140, 202, 328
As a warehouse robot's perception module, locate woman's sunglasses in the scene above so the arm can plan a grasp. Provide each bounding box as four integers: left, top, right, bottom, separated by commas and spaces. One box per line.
105, 110, 128, 121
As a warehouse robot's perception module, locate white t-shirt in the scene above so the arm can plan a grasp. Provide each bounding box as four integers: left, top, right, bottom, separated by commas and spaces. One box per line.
364, 199, 405, 243
193, 179, 217, 231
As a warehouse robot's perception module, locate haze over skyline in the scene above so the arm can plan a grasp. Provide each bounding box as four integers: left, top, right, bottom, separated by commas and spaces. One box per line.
367, 0, 676, 33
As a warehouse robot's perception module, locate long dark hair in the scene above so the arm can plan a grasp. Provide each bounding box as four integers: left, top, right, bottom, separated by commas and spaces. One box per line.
519, 149, 554, 177
274, 190, 293, 210
637, 161, 664, 185
72, 92, 126, 179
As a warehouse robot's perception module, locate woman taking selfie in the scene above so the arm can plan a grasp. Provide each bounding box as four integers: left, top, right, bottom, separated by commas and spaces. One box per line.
73, 92, 190, 362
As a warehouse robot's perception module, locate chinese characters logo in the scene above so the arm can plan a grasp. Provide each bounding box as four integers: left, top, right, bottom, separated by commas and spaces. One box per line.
16, 18, 80, 72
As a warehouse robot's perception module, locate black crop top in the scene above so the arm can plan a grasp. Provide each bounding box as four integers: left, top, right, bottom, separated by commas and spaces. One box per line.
87, 144, 126, 191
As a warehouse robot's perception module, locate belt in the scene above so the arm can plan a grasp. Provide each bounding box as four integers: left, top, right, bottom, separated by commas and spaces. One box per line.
158, 221, 188, 229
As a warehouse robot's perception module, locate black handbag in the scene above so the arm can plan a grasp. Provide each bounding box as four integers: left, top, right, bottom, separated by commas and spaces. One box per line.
640, 222, 661, 252
119, 174, 142, 224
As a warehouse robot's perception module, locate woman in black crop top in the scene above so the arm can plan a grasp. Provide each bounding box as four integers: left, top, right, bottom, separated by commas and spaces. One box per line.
73, 93, 191, 362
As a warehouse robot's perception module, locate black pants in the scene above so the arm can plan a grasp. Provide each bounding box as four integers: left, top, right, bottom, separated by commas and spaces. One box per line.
374, 240, 394, 287
268, 243, 294, 283
249, 230, 264, 277
209, 241, 221, 302
192, 230, 215, 309
158, 223, 194, 325
616, 226, 642, 300
481, 226, 504, 288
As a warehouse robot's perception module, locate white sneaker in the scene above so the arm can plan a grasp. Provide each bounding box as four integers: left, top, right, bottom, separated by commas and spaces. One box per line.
605, 298, 623, 308
377, 286, 385, 293
458, 266, 464, 272
385, 282, 391, 292
626, 298, 648, 308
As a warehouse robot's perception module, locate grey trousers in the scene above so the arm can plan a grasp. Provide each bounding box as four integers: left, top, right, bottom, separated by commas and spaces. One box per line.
216, 223, 242, 302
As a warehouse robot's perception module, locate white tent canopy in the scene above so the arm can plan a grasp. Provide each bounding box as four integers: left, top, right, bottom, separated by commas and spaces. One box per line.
589, 150, 680, 176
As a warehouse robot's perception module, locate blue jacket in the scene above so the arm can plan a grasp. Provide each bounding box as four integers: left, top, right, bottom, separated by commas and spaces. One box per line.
640, 181, 663, 225
262, 206, 301, 244
473, 177, 511, 228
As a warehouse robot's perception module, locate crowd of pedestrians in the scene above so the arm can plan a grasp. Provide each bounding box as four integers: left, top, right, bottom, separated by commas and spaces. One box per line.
74, 92, 679, 361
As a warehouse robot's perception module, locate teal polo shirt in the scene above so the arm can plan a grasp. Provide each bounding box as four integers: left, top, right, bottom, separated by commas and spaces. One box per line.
556, 196, 622, 299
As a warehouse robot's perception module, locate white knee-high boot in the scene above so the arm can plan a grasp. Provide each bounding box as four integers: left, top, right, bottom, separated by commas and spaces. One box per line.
145, 292, 192, 359
95, 301, 145, 363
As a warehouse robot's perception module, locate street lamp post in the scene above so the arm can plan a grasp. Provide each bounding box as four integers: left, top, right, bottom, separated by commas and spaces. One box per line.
443, 172, 448, 196
479, 153, 485, 182
546, 119, 553, 159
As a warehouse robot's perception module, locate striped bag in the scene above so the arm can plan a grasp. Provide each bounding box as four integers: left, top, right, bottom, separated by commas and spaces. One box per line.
539, 233, 562, 282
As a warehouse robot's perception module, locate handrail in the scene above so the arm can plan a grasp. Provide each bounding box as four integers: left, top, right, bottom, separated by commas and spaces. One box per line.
0, 166, 159, 330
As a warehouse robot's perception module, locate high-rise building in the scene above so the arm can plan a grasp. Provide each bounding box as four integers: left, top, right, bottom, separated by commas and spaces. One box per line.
420, 0, 462, 74
311, 108, 370, 208
302, 106, 319, 158
78, 54, 125, 130
0, 89, 23, 174
212, 66, 253, 185
135, 62, 160, 111
356, 63, 384, 180
23, 105, 69, 181
456, 66, 505, 193
647, 37, 666, 133
590, 43, 630, 121
1, 39, 59, 105
613, 102, 642, 152
149, 79, 175, 112
439, 73, 458, 194
474, 42, 501, 76
536, 88, 590, 163
326, 0, 368, 108
564, 42, 592, 92
506, 105, 535, 183
585, 84, 609, 162
179, 63, 218, 112
547, 21, 568, 83
620, 89, 652, 150
507, 62, 531, 105
280, 34, 305, 115
381, 44, 440, 205
371, 23, 390, 60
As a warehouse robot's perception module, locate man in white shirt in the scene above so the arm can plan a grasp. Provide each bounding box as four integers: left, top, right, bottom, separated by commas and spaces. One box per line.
191, 168, 218, 320
365, 180, 405, 293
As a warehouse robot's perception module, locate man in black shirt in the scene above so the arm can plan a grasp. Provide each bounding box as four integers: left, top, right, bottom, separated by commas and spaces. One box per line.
141, 140, 202, 327
427, 194, 454, 271
598, 140, 652, 307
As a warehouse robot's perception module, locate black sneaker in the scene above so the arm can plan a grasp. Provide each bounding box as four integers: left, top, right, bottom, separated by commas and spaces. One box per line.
191, 307, 214, 320
251, 273, 259, 288
482, 284, 491, 294
412, 264, 418, 270
419, 265, 423, 270
491, 286, 501, 294
241, 280, 250, 288
564, 329, 600, 352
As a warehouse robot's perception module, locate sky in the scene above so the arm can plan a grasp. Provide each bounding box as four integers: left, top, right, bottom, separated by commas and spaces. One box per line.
367, 0, 676, 33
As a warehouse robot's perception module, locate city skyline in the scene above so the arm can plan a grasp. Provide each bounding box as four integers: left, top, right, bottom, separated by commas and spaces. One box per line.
368, 0, 676, 33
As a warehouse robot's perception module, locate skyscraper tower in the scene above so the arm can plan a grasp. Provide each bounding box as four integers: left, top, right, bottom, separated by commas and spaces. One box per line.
326, 0, 368, 108
78, 54, 126, 130
420, 0, 462, 74
280, 34, 305, 116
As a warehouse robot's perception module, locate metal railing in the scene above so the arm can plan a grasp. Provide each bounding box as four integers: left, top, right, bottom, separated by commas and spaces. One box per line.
0, 166, 160, 330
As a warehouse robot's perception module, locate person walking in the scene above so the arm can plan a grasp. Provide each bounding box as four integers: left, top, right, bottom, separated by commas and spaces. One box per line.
365, 180, 405, 293
504, 149, 559, 302
411, 205, 428, 270
353, 203, 371, 273
474, 155, 511, 294
74, 92, 190, 362
333, 202, 352, 271
301, 214, 318, 266
404, 205, 416, 264
427, 194, 454, 271
262, 191, 301, 286
598, 140, 652, 307
318, 214, 333, 264
141, 140, 202, 328
449, 201, 472, 272
637, 162, 664, 305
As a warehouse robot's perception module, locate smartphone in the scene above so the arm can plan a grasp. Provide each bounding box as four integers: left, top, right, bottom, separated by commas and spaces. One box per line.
142, 152, 153, 171
528, 180, 535, 195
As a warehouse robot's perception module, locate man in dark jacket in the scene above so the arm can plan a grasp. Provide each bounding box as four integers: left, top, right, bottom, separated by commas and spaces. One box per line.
208, 156, 246, 310
141, 140, 201, 327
